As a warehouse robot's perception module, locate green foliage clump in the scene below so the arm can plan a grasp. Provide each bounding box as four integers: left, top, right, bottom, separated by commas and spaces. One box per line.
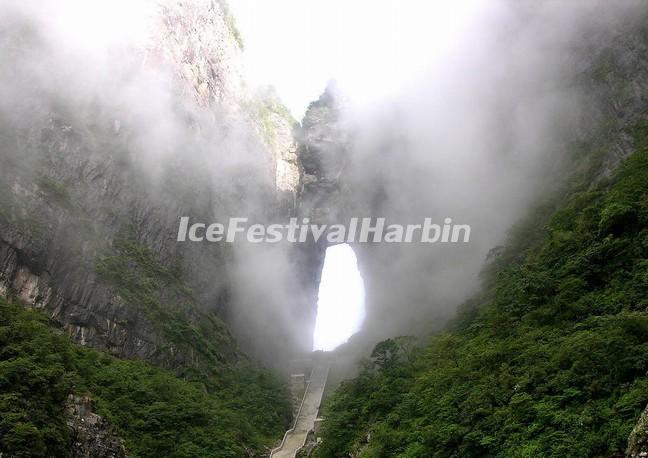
245, 87, 295, 146
36, 176, 71, 208
224, 11, 244, 50
315, 126, 648, 458
0, 298, 291, 457
95, 230, 236, 372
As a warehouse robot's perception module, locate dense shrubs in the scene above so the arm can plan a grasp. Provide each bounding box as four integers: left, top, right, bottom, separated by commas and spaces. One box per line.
0, 299, 291, 457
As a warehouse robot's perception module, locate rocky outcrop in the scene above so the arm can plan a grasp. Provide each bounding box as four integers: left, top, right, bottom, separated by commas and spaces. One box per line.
575, 8, 648, 181
288, 87, 353, 348
65, 395, 128, 458
628, 403, 648, 457
149, 0, 244, 110
296, 86, 351, 226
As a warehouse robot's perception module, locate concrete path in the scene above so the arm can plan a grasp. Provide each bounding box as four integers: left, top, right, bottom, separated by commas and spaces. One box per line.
271, 362, 330, 458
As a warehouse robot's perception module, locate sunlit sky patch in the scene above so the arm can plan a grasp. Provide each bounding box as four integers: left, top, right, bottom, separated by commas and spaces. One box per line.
229, 0, 487, 118
229, 1, 486, 348
313, 244, 365, 351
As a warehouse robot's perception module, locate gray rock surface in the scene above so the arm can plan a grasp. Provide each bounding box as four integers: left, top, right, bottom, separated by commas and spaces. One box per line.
65, 395, 128, 458
0, 0, 304, 371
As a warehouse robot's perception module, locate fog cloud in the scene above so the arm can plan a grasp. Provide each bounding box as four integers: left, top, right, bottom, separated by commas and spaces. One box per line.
321, 0, 645, 348
0, 0, 644, 366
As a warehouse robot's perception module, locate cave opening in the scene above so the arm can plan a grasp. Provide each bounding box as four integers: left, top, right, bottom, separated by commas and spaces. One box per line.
312, 243, 365, 351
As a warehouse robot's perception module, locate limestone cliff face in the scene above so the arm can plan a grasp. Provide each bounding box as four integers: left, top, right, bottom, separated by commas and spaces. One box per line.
289, 88, 353, 348
573, 10, 648, 181
146, 0, 244, 111
297, 88, 350, 225
0, 0, 300, 372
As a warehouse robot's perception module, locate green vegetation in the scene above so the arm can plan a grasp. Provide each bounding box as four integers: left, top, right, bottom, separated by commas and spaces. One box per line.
224, 10, 244, 50
95, 229, 236, 373
315, 125, 648, 458
245, 87, 295, 146
36, 175, 71, 208
217, 0, 243, 49
0, 298, 291, 457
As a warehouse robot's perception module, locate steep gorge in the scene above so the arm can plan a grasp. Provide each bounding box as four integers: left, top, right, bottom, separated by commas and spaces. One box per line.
1, 1, 648, 457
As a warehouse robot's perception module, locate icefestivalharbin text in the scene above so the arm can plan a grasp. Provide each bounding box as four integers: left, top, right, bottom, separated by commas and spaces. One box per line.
176, 217, 471, 244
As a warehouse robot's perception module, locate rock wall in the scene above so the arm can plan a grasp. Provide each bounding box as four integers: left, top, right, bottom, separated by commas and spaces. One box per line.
65, 395, 128, 458
0, 0, 303, 372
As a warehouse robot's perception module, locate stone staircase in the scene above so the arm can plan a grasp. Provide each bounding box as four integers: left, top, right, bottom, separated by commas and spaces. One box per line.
271, 361, 330, 458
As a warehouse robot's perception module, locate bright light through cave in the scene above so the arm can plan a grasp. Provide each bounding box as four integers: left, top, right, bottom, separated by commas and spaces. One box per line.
313, 244, 365, 351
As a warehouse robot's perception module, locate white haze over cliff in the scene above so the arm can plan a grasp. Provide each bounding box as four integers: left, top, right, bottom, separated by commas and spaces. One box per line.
230, 0, 488, 118
233, 0, 645, 348
0, 0, 645, 362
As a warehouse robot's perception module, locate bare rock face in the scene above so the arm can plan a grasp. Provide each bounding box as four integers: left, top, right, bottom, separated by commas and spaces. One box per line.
144, 0, 301, 199
65, 395, 128, 458
296, 86, 350, 226
251, 88, 301, 209
288, 87, 353, 349
150, 0, 245, 110
627, 404, 648, 457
